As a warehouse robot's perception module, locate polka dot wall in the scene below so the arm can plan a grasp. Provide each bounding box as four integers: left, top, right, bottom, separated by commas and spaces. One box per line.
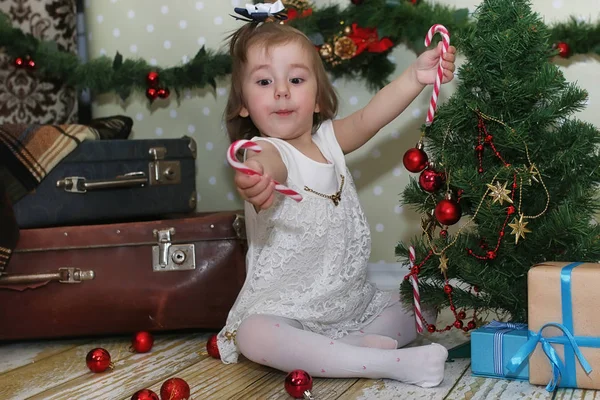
86, 0, 600, 264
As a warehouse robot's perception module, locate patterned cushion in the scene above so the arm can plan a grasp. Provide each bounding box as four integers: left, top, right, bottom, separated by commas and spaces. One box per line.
0, 0, 78, 124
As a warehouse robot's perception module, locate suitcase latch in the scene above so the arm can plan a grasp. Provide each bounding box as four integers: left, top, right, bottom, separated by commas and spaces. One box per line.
149, 146, 182, 186
152, 228, 196, 272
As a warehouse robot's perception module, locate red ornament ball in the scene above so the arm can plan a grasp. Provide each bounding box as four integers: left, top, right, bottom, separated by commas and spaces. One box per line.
206, 334, 220, 359
14, 57, 24, 68
27, 58, 35, 69
403, 147, 428, 173
435, 199, 461, 225
131, 388, 159, 400
467, 321, 476, 330
454, 320, 464, 329
486, 250, 497, 260
146, 87, 158, 101
427, 324, 436, 333
160, 377, 190, 400
418, 168, 443, 193
555, 41, 570, 58
131, 331, 154, 353
147, 71, 160, 87
157, 88, 170, 99
443, 284, 453, 294
285, 369, 313, 399
457, 311, 467, 320
86, 348, 112, 373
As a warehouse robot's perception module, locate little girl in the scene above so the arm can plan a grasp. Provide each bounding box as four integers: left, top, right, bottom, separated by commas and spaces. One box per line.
218, 7, 456, 388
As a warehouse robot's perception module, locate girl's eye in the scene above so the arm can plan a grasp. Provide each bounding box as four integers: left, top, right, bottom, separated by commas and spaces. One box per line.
290, 78, 304, 84
257, 79, 271, 86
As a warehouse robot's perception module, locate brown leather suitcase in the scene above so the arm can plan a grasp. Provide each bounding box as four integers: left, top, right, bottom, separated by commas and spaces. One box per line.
0, 211, 246, 341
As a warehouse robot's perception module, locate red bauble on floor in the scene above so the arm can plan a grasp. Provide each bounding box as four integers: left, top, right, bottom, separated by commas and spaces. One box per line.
131, 331, 154, 353
131, 388, 159, 400
86, 348, 112, 373
284, 369, 314, 399
160, 377, 190, 400
206, 334, 220, 359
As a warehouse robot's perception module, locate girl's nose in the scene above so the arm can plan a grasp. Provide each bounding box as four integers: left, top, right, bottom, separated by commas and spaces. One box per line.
274, 82, 290, 99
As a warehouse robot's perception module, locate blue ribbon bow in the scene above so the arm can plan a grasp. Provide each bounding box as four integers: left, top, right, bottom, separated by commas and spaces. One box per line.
507, 322, 593, 391
506, 262, 596, 392
231, 1, 288, 23
485, 320, 527, 376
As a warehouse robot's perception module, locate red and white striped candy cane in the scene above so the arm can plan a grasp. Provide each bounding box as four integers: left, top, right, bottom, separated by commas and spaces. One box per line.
424, 24, 451, 126
409, 246, 424, 334
227, 139, 303, 202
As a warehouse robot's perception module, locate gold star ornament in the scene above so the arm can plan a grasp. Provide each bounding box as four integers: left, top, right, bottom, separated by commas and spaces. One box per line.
439, 254, 449, 273
486, 181, 513, 205
508, 215, 531, 244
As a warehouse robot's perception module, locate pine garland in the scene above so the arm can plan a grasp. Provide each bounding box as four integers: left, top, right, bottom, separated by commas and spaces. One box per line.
0, 0, 598, 98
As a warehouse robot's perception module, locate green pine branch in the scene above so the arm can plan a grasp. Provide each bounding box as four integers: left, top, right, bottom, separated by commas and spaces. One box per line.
1, 0, 600, 99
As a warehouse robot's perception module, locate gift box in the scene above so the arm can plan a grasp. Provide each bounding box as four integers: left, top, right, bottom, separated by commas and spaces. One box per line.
471, 320, 529, 380
507, 262, 600, 391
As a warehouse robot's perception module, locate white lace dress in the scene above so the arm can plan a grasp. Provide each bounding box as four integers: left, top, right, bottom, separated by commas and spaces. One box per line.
217, 119, 393, 363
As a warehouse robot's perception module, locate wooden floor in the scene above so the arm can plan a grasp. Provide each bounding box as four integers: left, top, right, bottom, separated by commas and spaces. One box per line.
0, 322, 598, 399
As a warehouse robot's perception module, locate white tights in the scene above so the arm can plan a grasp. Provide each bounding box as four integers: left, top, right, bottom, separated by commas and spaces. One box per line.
236, 294, 448, 388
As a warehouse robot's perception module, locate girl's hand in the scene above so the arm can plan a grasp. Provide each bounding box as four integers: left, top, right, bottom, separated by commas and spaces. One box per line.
234, 159, 276, 210
414, 42, 456, 85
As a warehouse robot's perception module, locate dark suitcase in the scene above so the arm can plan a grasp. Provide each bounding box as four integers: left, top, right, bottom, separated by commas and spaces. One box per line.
12, 136, 197, 228
0, 211, 247, 341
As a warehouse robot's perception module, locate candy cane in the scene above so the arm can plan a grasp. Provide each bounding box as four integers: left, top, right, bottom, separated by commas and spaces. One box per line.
409, 246, 424, 334
227, 139, 303, 202
424, 24, 450, 126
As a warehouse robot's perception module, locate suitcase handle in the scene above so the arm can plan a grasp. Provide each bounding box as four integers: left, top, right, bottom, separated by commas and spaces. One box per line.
56, 172, 147, 193
0, 267, 95, 285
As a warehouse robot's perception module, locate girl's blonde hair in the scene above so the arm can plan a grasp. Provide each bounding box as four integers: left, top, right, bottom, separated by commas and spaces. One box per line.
225, 22, 338, 143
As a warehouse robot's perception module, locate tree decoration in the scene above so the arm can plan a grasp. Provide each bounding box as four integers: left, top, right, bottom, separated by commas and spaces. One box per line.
403, 141, 429, 173
434, 192, 461, 226
418, 165, 444, 193
318, 23, 393, 67
13, 56, 35, 69
554, 41, 570, 58
283, 0, 313, 21
508, 214, 531, 244
486, 181, 513, 205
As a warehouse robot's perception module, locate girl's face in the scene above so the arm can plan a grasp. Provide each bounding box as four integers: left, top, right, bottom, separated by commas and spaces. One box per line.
239, 41, 320, 143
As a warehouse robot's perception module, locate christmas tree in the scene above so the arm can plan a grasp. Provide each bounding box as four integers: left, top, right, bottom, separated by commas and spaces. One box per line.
397, 0, 600, 331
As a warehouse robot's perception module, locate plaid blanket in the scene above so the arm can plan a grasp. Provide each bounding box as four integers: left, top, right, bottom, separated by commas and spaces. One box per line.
0, 116, 133, 273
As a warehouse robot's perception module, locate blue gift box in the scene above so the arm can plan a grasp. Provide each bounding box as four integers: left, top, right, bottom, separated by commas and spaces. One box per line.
471, 321, 529, 380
